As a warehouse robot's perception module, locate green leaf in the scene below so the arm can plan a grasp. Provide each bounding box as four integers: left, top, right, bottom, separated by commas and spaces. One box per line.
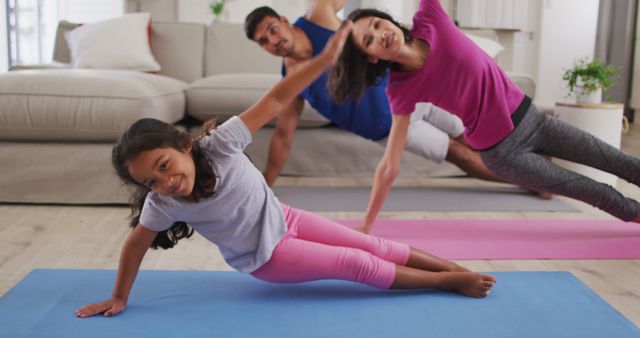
210, 0, 226, 16
562, 57, 619, 99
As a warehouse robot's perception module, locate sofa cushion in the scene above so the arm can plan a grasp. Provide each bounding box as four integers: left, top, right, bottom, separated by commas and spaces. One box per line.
149, 22, 206, 83
186, 73, 330, 127
465, 33, 504, 57
53, 21, 80, 64
0, 69, 187, 141
53, 21, 207, 83
507, 72, 536, 99
205, 22, 280, 76
65, 13, 160, 72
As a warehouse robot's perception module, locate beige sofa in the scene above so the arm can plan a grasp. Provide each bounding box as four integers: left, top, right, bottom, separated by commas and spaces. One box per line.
0, 21, 535, 204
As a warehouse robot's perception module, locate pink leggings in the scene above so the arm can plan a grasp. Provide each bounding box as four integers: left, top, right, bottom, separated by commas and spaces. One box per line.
251, 205, 411, 289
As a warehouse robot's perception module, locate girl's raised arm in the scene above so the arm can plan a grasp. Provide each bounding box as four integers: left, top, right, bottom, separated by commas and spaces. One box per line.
75, 224, 157, 318
239, 21, 352, 134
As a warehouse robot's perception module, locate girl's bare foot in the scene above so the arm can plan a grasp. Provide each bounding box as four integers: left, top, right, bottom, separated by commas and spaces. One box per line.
441, 272, 496, 298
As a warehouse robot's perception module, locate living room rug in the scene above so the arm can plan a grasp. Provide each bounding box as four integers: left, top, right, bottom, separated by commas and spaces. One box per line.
339, 219, 640, 259
1, 270, 638, 338
272, 186, 578, 212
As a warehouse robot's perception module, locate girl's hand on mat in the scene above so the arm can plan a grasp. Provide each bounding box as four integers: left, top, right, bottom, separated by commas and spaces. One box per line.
75, 298, 126, 318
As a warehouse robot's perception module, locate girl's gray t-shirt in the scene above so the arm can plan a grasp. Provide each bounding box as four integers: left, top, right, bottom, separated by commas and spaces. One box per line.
139, 116, 287, 273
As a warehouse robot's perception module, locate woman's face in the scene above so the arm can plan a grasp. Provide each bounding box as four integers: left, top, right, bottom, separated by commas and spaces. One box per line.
351, 16, 404, 63
127, 146, 196, 197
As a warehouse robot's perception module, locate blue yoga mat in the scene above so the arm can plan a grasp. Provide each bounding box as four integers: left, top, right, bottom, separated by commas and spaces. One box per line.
0, 270, 638, 338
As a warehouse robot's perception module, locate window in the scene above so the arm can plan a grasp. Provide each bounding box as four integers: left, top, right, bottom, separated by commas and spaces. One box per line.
6, 0, 57, 66
6, 0, 124, 67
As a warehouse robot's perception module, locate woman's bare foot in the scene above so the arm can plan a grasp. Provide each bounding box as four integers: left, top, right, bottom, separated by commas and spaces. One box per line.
441, 272, 496, 298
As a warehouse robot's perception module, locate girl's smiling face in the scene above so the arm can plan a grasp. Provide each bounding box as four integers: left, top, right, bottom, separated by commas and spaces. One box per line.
351, 16, 405, 63
127, 146, 196, 197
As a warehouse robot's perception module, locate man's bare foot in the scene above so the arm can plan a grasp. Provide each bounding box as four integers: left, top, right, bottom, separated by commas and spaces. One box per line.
537, 191, 554, 200
441, 272, 496, 298
526, 188, 553, 199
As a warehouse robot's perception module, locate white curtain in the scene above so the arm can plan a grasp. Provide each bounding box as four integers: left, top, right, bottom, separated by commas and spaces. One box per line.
595, 0, 637, 120
0, 0, 8, 71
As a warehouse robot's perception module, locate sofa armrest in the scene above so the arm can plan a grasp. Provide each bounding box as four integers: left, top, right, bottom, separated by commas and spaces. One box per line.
507, 71, 536, 99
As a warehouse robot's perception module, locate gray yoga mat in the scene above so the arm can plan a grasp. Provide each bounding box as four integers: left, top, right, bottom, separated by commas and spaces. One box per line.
272, 186, 578, 212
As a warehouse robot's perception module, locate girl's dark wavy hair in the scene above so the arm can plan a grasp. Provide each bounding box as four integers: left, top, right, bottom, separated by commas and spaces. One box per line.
329, 9, 413, 103
112, 118, 218, 250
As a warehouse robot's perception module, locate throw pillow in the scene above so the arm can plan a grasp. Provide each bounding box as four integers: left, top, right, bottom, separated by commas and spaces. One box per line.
65, 13, 160, 71
465, 33, 505, 58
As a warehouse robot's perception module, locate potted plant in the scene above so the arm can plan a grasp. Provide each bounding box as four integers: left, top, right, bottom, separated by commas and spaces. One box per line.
210, 0, 234, 21
562, 58, 618, 104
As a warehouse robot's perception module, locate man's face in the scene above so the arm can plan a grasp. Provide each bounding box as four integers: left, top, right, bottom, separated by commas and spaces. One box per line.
252, 16, 295, 57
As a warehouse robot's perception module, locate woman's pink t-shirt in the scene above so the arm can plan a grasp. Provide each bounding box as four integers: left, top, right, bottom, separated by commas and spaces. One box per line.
386, 0, 524, 150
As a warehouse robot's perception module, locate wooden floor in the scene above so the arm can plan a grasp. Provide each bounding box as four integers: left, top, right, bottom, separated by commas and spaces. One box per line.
1, 123, 639, 327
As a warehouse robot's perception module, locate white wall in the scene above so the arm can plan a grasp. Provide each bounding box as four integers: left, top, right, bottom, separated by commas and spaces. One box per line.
456, 0, 539, 75
506, 0, 539, 77
177, 0, 310, 24
360, 0, 402, 22
177, 0, 215, 23
359, 0, 418, 25
0, 0, 8, 72
454, 0, 599, 109
457, 0, 522, 29
127, 0, 177, 21
45, 0, 123, 63
58, 0, 125, 22
150, 0, 419, 25
534, 0, 599, 110
273, 0, 311, 21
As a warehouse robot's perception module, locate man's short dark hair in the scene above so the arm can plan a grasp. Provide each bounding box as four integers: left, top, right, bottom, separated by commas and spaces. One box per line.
244, 6, 281, 40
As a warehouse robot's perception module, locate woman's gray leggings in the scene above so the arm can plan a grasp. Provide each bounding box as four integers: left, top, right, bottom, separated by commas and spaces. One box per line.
479, 104, 640, 221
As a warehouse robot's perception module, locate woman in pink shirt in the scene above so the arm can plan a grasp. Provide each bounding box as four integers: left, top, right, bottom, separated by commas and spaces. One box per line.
329, 1, 640, 233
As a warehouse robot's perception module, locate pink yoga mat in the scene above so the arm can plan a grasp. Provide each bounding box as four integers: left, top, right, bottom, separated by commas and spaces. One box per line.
339, 219, 640, 260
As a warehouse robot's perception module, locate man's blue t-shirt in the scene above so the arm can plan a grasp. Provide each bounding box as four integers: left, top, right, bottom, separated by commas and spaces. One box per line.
282, 17, 392, 141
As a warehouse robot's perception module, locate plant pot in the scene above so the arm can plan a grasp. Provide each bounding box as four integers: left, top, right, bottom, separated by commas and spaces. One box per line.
575, 85, 602, 104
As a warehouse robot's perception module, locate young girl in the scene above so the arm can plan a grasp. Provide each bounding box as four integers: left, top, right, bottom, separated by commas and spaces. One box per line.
328, 2, 640, 234
75, 23, 495, 319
